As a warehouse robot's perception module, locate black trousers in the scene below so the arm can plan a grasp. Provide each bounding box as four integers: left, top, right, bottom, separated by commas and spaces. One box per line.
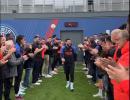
51, 55, 59, 71
64, 63, 75, 82
4, 78, 13, 100
0, 78, 13, 100
32, 59, 43, 83
88, 61, 96, 83
0, 78, 3, 100
107, 79, 114, 100
14, 65, 23, 94
57, 54, 62, 66
39, 59, 44, 77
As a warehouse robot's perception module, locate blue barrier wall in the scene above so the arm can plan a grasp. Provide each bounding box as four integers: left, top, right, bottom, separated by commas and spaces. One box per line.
1, 17, 127, 42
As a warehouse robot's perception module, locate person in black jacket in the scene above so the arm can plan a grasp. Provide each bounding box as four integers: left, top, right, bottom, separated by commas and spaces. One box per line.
51, 38, 61, 75
22, 44, 34, 88
32, 36, 43, 85
46, 37, 53, 76
94, 37, 115, 100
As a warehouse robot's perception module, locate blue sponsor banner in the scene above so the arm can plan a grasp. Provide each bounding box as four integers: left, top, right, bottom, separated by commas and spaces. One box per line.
1, 17, 127, 42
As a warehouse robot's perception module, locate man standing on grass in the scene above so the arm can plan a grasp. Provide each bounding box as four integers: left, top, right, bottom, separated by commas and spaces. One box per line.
61, 39, 77, 91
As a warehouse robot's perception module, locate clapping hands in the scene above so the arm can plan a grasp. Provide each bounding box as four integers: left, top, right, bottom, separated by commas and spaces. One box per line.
8, 47, 16, 54
94, 57, 117, 70
105, 63, 129, 82
53, 46, 58, 49
0, 59, 8, 65
22, 55, 29, 61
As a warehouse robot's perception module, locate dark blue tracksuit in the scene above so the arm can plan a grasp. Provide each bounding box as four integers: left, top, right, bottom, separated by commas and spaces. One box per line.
61, 45, 77, 82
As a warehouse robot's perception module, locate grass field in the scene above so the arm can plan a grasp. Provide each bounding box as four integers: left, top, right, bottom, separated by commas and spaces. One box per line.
10, 63, 100, 100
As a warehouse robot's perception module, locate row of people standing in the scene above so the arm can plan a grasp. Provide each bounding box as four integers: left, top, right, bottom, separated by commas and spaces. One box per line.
79, 18, 129, 100
0, 34, 65, 100
0, 35, 28, 100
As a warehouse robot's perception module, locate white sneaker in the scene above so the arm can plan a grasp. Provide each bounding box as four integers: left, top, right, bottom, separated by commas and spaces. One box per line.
82, 64, 86, 66
42, 73, 46, 77
93, 92, 103, 98
17, 91, 26, 96
54, 68, 58, 72
19, 85, 27, 93
84, 71, 88, 75
45, 74, 52, 78
70, 82, 74, 91
86, 75, 93, 79
51, 71, 58, 75
82, 67, 87, 70
19, 88, 25, 92
37, 80, 42, 83
49, 71, 53, 76
15, 94, 19, 97
33, 82, 41, 86
20, 85, 27, 90
15, 94, 22, 97
65, 81, 70, 88
93, 93, 101, 97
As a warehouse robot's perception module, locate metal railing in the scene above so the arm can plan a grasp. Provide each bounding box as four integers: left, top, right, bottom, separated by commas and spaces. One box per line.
0, 0, 129, 13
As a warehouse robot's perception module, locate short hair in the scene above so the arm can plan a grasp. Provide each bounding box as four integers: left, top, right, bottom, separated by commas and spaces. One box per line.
111, 29, 129, 42
6, 33, 15, 41
16, 35, 24, 44
120, 30, 129, 40
34, 35, 39, 39
105, 36, 112, 42
65, 38, 71, 42
99, 37, 106, 42
118, 23, 127, 30
6, 33, 11, 38
52, 35, 56, 38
